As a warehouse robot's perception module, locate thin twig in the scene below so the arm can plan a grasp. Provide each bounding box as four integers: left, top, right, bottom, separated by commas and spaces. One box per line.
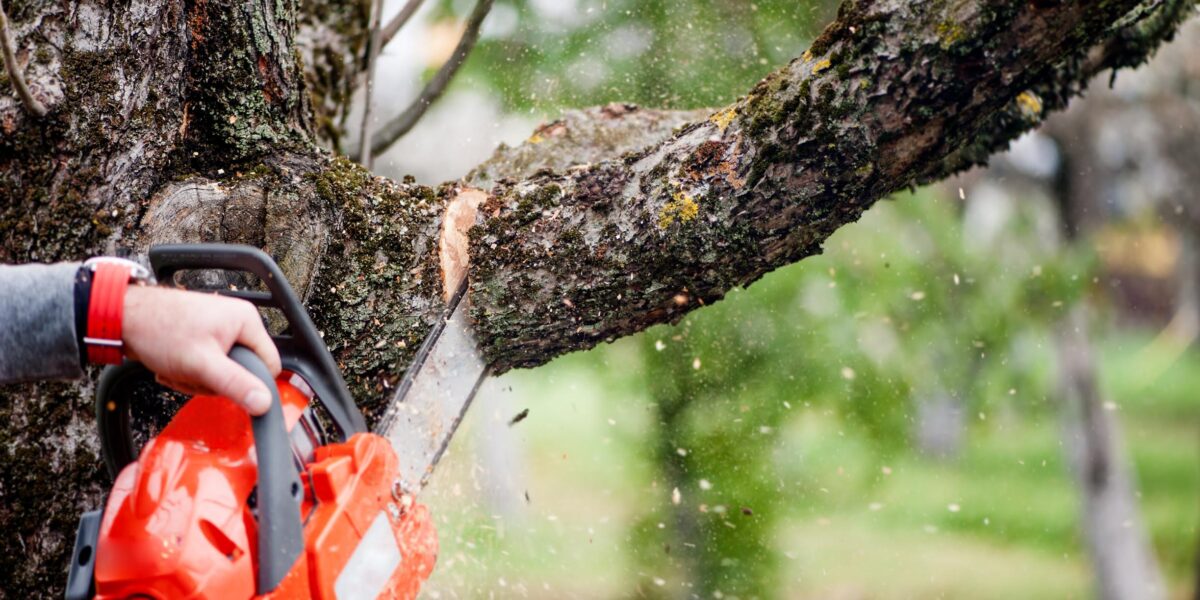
349, 0, 425, 94
380, 0, 426, 48
357, 0, 385, 168
0, 0, 46, 117
368, 0, 494, 158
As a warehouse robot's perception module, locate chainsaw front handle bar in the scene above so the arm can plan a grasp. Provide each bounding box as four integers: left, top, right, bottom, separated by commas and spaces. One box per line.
149, 244, 366, 437
93, 245, 357, 593
231, 345, 306, 594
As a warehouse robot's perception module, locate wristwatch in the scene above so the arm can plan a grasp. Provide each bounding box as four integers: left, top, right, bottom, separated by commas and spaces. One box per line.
81, 257, 154, 365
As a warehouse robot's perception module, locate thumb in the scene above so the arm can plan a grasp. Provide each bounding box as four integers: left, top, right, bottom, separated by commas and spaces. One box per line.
194, 353, 274, 416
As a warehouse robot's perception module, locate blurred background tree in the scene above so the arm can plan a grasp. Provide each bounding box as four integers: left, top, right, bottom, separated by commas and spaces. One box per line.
352, 1, 1200, 597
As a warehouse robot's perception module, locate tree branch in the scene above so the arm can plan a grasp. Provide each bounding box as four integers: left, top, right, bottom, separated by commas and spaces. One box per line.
0, 0, 46, 117
365, 0, 493, 158
380, 0, 426, 48
462, 0, 1199, 373
357, 0, 385, 168
466, 104, 711, 188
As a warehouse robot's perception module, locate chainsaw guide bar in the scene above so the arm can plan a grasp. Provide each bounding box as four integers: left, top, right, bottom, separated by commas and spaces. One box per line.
377, 279, 491, 495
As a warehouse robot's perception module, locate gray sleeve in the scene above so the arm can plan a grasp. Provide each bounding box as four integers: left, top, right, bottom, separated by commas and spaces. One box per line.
0, 262, 85, 384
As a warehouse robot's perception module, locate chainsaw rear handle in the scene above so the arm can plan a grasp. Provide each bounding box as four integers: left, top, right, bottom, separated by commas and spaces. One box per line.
149, 243, 367, 437
93, 347, 304, 594
94, 360, 147, 479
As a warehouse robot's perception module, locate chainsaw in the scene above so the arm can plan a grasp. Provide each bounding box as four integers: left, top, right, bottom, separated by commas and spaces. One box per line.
64, 244, 490, 599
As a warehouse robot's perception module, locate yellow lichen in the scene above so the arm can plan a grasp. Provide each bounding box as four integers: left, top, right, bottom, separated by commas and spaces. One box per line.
527, 132, 546, 144
801, 50, 813, 62
1016, 91, 1043, 118
709, 105, 738, 132
811, 58, 832, 75
936, 21, 966, 49
658, 191, 700, 229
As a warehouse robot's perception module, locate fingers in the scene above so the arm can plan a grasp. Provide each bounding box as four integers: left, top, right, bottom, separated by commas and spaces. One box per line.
124, 288, 282, 415
188, 349, 274, 415
232, 302, 282, 376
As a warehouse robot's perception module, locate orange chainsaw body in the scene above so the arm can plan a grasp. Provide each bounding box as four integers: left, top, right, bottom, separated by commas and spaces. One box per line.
91, 376, 437, 599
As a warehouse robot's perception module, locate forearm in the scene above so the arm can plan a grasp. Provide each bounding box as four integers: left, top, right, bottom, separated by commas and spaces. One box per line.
0, 263, 84, 383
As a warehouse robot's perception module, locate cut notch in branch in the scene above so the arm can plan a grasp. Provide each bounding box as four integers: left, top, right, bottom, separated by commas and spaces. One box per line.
0, 0, 46, 117
439, 188, 488, 302
365, 0, 494, 159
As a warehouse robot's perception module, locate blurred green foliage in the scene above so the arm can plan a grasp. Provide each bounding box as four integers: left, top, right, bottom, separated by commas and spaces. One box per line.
438, 0, 837, 110
422, 193, 1198, 597
621, 192, 1097, 596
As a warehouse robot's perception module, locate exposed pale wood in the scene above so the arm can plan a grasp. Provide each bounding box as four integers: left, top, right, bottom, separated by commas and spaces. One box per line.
440, 188, 488, 301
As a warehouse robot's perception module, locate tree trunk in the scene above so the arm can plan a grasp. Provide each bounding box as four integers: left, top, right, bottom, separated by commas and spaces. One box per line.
1055, 307, 1167, 600
913, 388, 965, 459
962, 130, 1172, 598
1036, 22, 1200, 591
0, 0, 1195, 595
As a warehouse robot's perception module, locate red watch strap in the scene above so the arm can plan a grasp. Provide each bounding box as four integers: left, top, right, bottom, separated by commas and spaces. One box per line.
85, 262, 132, 365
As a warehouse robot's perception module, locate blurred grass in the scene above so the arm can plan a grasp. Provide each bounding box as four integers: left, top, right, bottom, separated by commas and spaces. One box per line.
420, 328, 1197, 598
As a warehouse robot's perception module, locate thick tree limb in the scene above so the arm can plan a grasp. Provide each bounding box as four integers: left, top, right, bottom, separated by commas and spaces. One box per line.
466, 104, 711, 188
463, 0, 1200, 372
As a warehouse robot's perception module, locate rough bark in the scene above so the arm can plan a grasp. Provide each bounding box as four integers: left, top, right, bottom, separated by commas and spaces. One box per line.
0, 0, 1194, 595
463, 0, 1200, 372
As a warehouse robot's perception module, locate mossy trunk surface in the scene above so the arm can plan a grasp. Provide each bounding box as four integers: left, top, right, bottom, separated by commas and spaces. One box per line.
0, 0, 1193, 595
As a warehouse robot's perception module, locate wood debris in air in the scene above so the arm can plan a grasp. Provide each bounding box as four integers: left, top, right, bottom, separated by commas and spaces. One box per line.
508, 408, 530, 427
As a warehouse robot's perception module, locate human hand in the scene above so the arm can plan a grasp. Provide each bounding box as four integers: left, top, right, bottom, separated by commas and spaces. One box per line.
120, 285, 282, 415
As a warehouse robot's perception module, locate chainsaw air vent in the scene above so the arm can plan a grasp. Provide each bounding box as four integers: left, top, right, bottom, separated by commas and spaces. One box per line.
200, 519, 244, 561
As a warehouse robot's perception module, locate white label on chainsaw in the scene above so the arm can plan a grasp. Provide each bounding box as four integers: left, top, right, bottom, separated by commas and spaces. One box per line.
335, 511, 401, 600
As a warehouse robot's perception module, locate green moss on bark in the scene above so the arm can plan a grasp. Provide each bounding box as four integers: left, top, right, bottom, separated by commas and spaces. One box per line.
466, 0, 1183, 375
183, 0, 312, 169
0, 381, 108, 596
304, 157, 446, 422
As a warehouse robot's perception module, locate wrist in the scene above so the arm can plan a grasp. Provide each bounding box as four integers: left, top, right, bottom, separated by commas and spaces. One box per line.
81, 257, 153, 365
119, 285, 151, 362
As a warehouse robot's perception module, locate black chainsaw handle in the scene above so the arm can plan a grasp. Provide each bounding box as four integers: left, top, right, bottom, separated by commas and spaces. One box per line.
94, 361, 147, 479
230, 346, 305, 594
95, 348, 304, 594
149, 243, 366, 438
